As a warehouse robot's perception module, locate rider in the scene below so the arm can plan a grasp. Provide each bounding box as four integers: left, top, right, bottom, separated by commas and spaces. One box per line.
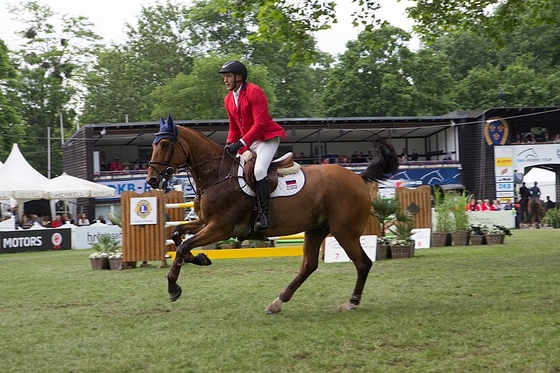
219, 60, 287, 231
529, 181, 541, 199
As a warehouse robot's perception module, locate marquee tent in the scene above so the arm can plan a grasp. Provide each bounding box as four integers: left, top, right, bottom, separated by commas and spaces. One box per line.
0, 144, 47, 207
40, 173, 116, 199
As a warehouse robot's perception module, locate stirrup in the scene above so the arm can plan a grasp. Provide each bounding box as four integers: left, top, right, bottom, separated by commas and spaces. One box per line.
254, 213, 268, 231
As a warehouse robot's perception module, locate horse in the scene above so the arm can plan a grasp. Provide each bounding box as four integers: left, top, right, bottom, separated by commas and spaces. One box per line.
146, 116, 399, 313
526, 195, 543, 228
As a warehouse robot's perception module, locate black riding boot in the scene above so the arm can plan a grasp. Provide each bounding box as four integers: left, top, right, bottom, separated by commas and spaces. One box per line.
255, 178, 270, 231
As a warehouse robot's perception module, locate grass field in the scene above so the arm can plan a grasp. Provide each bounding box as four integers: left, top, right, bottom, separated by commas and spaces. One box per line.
1, 229, 559, 373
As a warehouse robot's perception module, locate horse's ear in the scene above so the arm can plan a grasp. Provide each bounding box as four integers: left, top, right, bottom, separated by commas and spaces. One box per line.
167, 114, 177, 136
158, 117, 165, 130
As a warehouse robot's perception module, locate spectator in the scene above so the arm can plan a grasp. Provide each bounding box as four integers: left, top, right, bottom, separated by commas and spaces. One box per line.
491, 200, 501, 211
350, 151, 360, 163
475, 199, 484, 211
109, 157, 123, 172
399, 148, 408, 162
555, 134, 560, 143
410, 149, 419, 161
542, 132, 551, 142
466, 198, 476, 211
77, 213, 90, 226
97, 215, 107, 224
51, 215, 63, 228
482, 199, 492, 211
545, 196, 556, 210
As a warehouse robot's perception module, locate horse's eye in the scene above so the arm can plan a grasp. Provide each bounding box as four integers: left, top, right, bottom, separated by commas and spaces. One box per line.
162, 141, 170, 148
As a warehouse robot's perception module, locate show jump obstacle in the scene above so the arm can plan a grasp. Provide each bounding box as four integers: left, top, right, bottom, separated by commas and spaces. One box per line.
121, 184, 432, 264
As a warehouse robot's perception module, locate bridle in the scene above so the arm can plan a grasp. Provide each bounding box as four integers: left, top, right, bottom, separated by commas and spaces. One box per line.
148, 131, 244, 194
148, 132, 189, 188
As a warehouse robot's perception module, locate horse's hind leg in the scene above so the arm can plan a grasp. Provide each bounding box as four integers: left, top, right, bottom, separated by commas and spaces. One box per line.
333, 234, 372, 312
264, 227, 328, 314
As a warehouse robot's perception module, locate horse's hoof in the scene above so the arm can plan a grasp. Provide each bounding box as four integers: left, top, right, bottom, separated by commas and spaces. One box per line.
196, 253, 212, 266
336, 302, 359, 312
264, 297, 283, 314
169, 284, 183, 302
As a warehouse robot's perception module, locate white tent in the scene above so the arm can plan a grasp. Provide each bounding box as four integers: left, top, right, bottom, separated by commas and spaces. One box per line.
40, 173, 116, 199
0, 143, 48, 187
0, 178, 45, 200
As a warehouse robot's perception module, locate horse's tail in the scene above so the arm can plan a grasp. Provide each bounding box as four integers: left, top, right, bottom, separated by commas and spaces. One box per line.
360, 136, 399, 182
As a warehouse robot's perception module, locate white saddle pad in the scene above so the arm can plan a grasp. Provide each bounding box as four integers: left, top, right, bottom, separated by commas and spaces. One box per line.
237, 161, 306, 197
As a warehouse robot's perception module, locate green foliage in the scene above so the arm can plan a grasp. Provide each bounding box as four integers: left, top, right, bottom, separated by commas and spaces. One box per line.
447, 191, 472, 231
370, 195, 402, 237
543, 207, 560, 226
433, 187, 453, 233
89, 234, 121, 258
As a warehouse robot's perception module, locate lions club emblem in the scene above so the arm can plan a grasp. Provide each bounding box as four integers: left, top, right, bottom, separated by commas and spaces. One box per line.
134, 199, 152, 219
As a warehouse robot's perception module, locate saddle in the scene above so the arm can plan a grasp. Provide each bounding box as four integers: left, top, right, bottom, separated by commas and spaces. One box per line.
240, 151, 301, 193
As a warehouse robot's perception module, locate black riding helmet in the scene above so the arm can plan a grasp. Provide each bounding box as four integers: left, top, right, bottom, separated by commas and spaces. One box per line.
219, 60, 247, 82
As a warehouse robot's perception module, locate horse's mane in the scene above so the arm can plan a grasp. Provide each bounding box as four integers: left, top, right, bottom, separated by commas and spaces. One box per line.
359, 137, 399, 182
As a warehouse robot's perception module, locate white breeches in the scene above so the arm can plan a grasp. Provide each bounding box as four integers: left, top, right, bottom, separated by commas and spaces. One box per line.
250, 137, 280, 181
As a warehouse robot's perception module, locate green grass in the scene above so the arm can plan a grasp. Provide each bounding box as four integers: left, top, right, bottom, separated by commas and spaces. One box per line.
1, 229, 559, 372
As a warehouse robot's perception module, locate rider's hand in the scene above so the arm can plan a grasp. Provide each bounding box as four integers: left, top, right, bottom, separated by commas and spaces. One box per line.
224, 140, 244, 155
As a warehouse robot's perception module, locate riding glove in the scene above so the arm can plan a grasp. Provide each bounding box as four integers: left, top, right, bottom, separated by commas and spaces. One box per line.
224, 140, 244, 155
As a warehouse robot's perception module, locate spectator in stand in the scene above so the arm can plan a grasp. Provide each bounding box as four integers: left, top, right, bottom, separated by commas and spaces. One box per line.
504, 200, 513, 211
491, 200, 501, 211
77, 213, 90, 226
27, 214, 40, 227
466, 198, 476, 211
545, 196, 556, 210
475, 199, 484, 211
109, 157, 123, 172
482, 199, 492, 211
51, 215, 63, 228
42, 215, 52, 228
542, 132, 551, 142
350, 151, 360, 163
62, 213, 75, 225
399, 148, 408, 162
555, 134, 560, 143
97, 215, 107, 224
529, 133, 537, 143
410, 149, 419, 161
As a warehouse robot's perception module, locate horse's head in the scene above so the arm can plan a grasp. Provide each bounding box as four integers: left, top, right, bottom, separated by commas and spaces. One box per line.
146, 115, 186, 190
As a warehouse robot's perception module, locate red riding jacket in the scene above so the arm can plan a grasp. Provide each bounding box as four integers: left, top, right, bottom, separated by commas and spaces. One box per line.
224, 82, 286, 150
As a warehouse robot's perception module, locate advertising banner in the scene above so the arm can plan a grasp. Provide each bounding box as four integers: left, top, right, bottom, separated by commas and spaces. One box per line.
0, 228, 72, 254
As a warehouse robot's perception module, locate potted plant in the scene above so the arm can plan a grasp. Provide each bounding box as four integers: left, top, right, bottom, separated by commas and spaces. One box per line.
432, 187, 453, 246
89, 234, 121, 270
468, 223, 488, 245
492, 224, 513, 243
388, 210, 415, 259
485, 225, 504, 245
543, 208, 560, 228
370, 196, 402, 260
449, 192, 472, 246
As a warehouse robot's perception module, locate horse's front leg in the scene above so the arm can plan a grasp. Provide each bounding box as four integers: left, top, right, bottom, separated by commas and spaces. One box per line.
167, 224, 231, 302
171, 219, 206, 246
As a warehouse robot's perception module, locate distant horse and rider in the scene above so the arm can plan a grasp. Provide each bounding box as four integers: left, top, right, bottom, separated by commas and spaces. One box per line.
146, 116, 399, 313
520, 181, 543, 228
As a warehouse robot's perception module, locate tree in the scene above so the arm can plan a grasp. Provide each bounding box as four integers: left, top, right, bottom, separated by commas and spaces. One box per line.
81, 1, 194, 124
0, 39, 26, 157
151, 56, 277, 120
7, 0, 102, 175
321, 25, 418, 117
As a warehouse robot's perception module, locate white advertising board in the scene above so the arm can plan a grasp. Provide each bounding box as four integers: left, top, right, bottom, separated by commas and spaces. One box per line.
323, 235, 377, 263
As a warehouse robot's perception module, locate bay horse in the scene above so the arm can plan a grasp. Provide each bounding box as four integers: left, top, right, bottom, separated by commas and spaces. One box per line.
146, 116, 399, 313
527, 195, 543, 228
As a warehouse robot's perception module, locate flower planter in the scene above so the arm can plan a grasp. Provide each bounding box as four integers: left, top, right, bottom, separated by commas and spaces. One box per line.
390, 244, 411, 259
432, 232, 451, 247
90, 257, 109, 270
108, 257, 122, 270
376, 244, 390, 260
470, 235, 486, 245
485, 233, 503, 245
451, 230, 470, 246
